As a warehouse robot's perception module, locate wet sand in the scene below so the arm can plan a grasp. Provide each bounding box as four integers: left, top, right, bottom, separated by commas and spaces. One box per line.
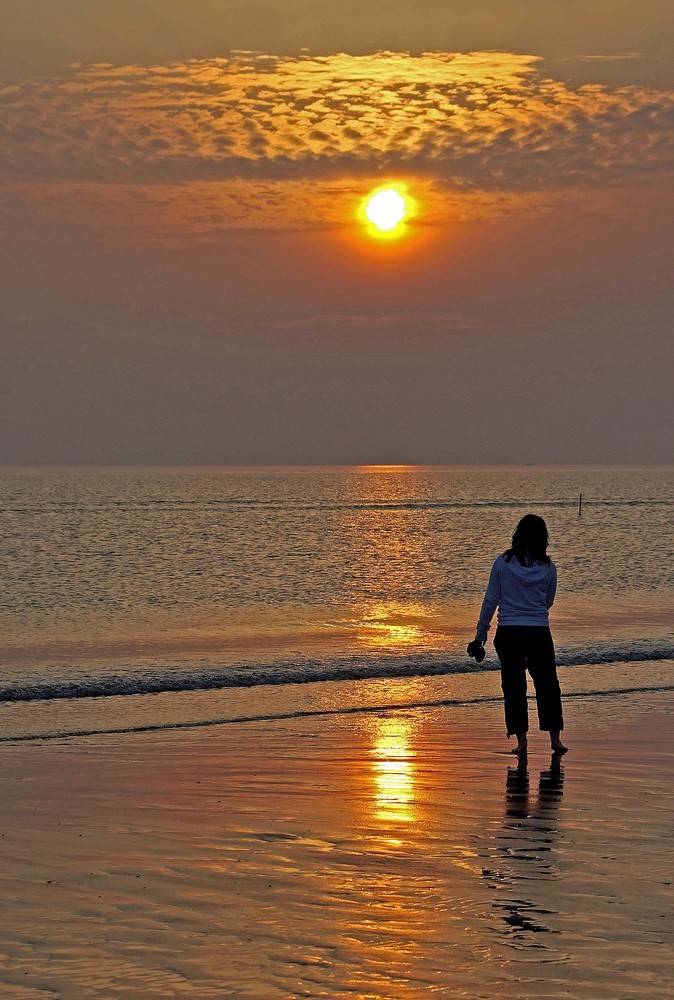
0, 689, 672, 999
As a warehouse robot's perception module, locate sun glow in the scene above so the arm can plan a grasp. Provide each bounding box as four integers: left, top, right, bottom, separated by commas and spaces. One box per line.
360, 184, 414, 239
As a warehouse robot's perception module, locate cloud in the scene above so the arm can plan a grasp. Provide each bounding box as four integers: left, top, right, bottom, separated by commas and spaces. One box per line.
577, 53, 645, 62
264, 310, 474, 344
0, 50, 672, 193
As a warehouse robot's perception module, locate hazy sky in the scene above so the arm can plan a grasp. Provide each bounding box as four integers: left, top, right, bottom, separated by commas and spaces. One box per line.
1, 1, 672, 464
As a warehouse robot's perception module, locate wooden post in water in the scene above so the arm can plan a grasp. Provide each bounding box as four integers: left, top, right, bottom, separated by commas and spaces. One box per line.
578, 493, 583, 516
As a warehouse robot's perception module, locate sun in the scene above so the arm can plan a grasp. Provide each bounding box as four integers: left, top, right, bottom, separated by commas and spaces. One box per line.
359, 184, 413, 239
366, 189, 406, 231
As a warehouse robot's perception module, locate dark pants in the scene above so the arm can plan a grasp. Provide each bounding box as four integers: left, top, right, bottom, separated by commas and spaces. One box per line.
494, 626, 564, 736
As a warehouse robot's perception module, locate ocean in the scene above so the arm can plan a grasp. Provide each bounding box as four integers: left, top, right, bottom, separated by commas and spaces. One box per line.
1, 465, 672, 741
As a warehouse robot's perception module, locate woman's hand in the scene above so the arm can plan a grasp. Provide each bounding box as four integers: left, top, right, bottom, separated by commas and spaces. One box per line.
466, 640, 486, 662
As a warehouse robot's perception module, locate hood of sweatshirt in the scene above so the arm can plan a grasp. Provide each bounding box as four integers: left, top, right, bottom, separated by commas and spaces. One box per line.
501, 556, 551, 585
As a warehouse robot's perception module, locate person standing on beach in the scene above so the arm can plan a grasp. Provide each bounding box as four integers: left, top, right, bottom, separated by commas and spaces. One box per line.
468, 514, 568, 755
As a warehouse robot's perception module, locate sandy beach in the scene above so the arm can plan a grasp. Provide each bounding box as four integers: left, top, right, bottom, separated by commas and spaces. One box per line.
1, 687, 672, 999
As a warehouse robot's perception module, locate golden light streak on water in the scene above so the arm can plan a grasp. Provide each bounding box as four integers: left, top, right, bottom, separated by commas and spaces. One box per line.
370, 716, 417, 824
355, 602, 428, 649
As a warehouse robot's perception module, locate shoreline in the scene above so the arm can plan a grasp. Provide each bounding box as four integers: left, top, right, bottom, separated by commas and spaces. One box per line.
1, 687, 673, 998
1, 656, 672, 744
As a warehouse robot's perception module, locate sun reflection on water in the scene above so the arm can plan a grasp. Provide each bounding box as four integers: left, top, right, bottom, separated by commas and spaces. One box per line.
355, 602, 430, 649
370, 717, 417, 825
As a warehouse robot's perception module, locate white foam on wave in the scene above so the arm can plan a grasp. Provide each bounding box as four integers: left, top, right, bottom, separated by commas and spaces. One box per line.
1, 640, 672, 704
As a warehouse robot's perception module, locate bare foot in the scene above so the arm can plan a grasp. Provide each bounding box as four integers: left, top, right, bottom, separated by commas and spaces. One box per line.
511, 743, 528, 755
551, 741, 568, 754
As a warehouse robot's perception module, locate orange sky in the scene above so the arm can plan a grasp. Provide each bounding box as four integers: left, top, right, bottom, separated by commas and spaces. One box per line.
0, 2, 672, 463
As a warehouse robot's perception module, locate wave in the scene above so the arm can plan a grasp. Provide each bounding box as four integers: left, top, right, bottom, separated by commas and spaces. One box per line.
2, 684, 674, 744
1, 640, 671, 704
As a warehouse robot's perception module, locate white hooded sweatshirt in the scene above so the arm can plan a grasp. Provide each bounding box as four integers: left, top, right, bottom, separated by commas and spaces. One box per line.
475, 554, 557, 643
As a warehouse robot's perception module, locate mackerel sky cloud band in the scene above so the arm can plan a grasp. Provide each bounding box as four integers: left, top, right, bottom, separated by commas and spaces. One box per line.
1, 52, 672, 194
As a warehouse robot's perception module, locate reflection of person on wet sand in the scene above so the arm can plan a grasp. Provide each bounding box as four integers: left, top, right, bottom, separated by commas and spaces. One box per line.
468, 514, 568, 755
504, 753, 565, 824
484, 755, 565, 937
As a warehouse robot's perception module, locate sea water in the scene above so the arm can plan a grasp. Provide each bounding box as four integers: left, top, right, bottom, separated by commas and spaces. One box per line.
0, 465, 672, 740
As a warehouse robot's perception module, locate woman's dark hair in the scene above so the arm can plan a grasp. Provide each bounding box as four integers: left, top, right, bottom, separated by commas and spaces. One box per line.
504, 514, 551, 566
